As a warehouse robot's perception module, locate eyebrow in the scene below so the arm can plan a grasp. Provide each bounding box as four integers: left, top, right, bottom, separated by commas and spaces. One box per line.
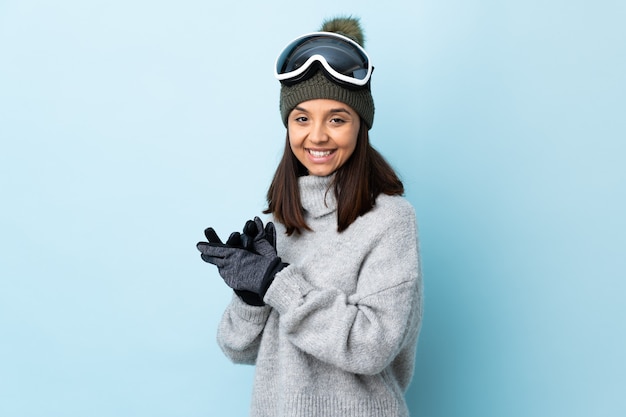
294, 106, 352, 115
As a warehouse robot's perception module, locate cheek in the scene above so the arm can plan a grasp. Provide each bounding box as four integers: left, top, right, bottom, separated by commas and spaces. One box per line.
288, 127, 306, 151
288, 134, 299, 154
344, 131, 359, 156
287, 132, 306, 166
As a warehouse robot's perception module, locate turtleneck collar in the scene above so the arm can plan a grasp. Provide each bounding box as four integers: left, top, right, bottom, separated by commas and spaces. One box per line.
298, 174, 337, 219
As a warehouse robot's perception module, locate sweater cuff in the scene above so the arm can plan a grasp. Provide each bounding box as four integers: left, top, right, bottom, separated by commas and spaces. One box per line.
230, 293, 272, 324
263, 265, 314, 314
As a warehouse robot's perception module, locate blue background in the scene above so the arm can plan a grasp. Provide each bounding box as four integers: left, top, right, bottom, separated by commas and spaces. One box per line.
1, 1, 624, 416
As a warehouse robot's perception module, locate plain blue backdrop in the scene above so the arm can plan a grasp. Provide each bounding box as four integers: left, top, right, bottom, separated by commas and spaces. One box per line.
1, 0, 624, 416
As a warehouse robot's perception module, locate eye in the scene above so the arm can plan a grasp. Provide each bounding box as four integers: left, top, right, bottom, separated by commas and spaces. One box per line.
294, 116, 308, 123
330, 117, 346, 124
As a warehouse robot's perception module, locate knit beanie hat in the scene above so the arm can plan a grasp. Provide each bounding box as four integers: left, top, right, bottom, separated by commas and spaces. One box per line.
278, 17, 375, 129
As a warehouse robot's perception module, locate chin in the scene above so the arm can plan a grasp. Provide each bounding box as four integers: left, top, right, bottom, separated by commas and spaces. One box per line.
306, 166, 335, 177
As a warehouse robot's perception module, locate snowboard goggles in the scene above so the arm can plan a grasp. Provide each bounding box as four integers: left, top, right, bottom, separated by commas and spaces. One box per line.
274, 32, 373, 87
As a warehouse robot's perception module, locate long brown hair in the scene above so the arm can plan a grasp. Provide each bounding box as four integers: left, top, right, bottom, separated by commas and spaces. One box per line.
264, 119, 404, 235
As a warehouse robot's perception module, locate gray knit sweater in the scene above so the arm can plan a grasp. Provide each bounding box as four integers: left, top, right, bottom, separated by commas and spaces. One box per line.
217, 174, 423, 417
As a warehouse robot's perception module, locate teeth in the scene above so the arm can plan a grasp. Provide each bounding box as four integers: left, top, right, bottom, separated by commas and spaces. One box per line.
309, 149, 332, 157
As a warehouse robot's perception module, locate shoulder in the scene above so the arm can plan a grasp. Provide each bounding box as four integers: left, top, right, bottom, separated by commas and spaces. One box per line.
369, 194, 417, 229
374, 194, 415, 216
346, 194, 418, 243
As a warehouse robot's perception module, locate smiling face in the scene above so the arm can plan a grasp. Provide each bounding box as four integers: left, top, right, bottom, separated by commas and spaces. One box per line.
287, 99, 360, 177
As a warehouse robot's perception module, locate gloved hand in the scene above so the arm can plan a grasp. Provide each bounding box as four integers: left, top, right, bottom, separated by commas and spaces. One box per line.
237, 217, 284, 305
197, 220, 286, 300
198, 227, 265, 305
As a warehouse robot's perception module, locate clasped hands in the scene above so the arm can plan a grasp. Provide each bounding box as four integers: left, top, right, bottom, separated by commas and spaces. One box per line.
197, 217, 287, 305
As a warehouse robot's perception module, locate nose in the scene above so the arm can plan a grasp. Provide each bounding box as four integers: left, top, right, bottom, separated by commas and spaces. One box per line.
308, 121, 329, 144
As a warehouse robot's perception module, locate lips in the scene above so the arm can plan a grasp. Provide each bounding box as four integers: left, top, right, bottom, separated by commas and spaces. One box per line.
307, 149, 334, 157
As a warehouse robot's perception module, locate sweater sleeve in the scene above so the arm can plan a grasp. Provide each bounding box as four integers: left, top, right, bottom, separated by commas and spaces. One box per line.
216, 293, 272, 365
263, 201, 422, 375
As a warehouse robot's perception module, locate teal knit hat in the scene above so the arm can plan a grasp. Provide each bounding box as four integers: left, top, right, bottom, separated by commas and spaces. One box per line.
278, 17, 375, 129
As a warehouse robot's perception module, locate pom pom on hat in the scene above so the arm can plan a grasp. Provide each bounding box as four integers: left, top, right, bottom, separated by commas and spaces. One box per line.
320, 16, 365, 46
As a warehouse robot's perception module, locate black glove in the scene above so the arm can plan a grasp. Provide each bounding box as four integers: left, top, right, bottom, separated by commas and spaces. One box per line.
197, 221, 286, 300
198, 227, 265, 306
241, 216, 278, 254
237, 217, 284, 305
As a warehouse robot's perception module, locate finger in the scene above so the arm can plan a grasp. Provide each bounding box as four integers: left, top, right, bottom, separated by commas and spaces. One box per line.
226, 231, 243, 247
242, 219, 257, 250
196, 242, 229, 257
264, 221, 276, 248
241, 233, 253, 250
200, 254, 225, 266
203, 227, 223, 244
243, 219, 258, 237
253, 217, 265, 238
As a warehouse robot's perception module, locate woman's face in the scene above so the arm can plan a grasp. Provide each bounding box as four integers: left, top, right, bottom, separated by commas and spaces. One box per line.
288, 99, 360, 177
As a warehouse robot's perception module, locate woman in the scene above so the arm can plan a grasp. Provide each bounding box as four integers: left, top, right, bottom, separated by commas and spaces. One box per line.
197, 16, 423, 417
